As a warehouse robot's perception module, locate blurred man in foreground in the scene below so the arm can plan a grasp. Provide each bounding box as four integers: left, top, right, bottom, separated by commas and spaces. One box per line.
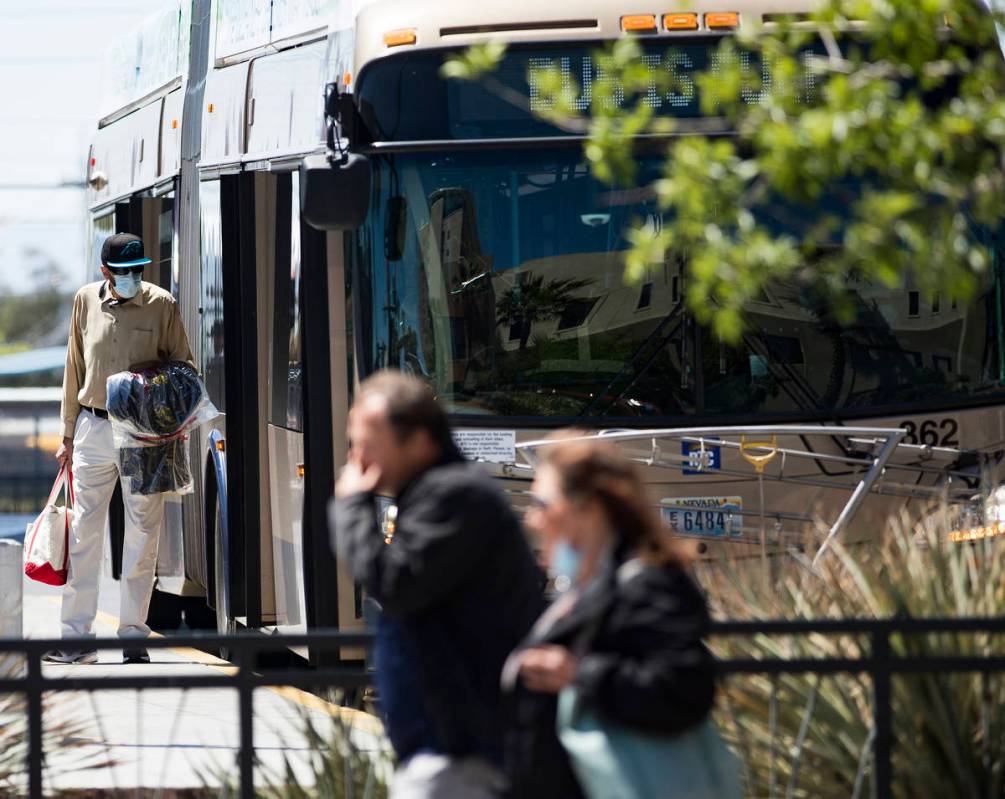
330, 370, 543, 798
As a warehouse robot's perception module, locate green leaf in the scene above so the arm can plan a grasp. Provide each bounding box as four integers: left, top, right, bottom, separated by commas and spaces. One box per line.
444, 0, 1005, 343
440, 40, 507, 81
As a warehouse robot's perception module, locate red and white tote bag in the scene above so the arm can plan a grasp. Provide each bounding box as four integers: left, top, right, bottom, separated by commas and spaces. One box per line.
23, 465, 74, 586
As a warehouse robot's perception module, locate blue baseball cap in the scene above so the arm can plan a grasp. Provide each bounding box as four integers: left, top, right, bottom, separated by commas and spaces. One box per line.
101, 233, 152, 268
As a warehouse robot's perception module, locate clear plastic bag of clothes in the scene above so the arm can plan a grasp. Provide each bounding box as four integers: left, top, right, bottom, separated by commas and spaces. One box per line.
106, 361, 220, 495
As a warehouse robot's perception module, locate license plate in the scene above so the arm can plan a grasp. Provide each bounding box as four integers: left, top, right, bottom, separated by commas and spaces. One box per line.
661, 496, 743, 538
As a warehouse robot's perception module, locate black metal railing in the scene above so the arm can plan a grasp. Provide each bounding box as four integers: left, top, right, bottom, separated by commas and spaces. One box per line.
0, 631, 373, 799
3, 618, 1005, 798
711, 617, 1005, 799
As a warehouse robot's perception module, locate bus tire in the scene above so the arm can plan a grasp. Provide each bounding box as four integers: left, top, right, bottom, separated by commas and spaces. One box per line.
212, 492, 239, 658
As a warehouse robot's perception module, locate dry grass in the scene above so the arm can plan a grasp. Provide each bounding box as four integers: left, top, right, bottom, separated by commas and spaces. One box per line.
0, 672, 113, 795
209, 711, 390, 799
701, 512, 1005, 798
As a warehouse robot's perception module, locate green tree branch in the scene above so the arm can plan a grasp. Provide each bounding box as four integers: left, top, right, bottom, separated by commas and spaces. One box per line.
443, 0, 1005, 343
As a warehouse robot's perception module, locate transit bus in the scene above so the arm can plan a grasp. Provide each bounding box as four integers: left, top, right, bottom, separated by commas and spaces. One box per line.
86, 0, 1005, 651
86, 0, 356, 646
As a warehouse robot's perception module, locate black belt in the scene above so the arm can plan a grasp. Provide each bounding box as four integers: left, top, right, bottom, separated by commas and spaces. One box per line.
82, 406, 109, 419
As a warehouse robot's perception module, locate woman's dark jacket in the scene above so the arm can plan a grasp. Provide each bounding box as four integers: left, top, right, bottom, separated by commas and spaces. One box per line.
502, 555, 716, 799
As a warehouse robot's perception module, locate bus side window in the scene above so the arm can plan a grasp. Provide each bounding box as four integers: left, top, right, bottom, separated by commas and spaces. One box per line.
200, 179, 226, 412
270, 172, 304, 432
156, 194, 176, 296
90, 213, 115, 282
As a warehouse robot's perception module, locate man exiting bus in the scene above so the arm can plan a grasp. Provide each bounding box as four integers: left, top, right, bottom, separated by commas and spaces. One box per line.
47, 233, 194, 665
331, 371, 544, 798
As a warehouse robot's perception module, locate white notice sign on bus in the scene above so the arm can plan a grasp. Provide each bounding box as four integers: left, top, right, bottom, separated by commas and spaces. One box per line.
454, 430, 516, 464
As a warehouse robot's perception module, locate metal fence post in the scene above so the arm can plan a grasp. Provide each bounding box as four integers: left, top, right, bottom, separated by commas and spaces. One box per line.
27, 650, 43, 799
238, 649, 255, 799
872, 628, 892, 799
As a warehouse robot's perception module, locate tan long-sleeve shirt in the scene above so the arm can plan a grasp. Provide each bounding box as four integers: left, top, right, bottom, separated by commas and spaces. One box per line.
60, 281, 195, 438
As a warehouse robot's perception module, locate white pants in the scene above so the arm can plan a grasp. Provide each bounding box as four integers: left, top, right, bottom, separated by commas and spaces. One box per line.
390, 754, 504, 799
62, 410, 164, 639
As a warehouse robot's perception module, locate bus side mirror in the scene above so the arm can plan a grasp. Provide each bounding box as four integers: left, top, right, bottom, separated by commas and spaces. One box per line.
299, 153, 371, 231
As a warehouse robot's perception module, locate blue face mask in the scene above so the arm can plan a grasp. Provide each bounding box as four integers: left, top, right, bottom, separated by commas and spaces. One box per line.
112, 272, 141, 299
549, 540, 582, 592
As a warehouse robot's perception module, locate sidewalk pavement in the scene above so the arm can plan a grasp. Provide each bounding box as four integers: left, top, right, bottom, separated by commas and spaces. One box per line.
17, 574, 386, 793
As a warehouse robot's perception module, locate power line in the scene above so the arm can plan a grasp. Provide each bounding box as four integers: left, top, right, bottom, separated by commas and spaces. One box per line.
0, 183, 86, 191
0, 221, 83, 227
0, 118, 90, 124
3, 5, 164, 15
0, 57, 99, 65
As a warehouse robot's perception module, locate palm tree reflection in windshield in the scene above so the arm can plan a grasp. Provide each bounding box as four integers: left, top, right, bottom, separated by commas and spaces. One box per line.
496, 274, 593, 351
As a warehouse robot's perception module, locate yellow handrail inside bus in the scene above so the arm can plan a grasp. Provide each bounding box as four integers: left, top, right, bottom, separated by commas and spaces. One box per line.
740, 435, 778, 474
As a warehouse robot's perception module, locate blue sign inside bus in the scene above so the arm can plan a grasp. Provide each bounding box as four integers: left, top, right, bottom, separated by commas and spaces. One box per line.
683, 439, 721, 474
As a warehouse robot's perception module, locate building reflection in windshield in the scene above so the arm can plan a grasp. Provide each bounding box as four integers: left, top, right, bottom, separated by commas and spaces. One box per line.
350, 148, 1004, 422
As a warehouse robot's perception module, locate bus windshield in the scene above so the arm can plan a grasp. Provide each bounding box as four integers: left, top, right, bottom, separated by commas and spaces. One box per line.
349, 146, 1005, 422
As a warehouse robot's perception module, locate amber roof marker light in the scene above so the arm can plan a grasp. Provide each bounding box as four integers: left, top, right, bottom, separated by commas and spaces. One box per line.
705, 11, 740, 30
664, 12, 699, 31
384, 28, 417, 47
621, 14, 658, 33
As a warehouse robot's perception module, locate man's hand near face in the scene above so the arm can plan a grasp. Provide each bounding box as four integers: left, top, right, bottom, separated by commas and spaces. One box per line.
335, 451, 383, 499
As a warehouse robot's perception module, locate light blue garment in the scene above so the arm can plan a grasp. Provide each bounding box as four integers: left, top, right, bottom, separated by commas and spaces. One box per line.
557, 687, 742, 799
113, 273, 141, 299
550, 540, 582, 590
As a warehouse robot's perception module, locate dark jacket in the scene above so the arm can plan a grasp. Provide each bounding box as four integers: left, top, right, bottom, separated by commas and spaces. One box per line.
502, 554, 715, 798
330, 449, 545, 762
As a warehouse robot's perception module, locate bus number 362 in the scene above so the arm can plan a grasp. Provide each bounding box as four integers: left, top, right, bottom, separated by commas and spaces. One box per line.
899, 419, 959, 447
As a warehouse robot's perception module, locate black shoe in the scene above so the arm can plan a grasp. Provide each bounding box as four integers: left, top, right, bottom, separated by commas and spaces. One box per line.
123, 647, 150, 664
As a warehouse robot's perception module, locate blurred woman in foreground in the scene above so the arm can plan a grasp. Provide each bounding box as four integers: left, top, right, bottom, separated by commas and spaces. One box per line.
502, 434, 737, 799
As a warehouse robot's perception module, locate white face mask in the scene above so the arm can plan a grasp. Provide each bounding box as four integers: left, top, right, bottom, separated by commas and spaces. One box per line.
112, 272, 141, 299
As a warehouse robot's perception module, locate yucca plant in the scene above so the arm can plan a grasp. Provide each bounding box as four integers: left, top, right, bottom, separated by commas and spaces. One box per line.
0, 675, 112, 794
256, 711, 390, 799
211, 710, 391, 799
701, 512, 1005, 799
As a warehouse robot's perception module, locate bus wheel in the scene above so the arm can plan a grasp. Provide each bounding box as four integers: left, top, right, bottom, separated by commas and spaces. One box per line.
213, 493, 238, 659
